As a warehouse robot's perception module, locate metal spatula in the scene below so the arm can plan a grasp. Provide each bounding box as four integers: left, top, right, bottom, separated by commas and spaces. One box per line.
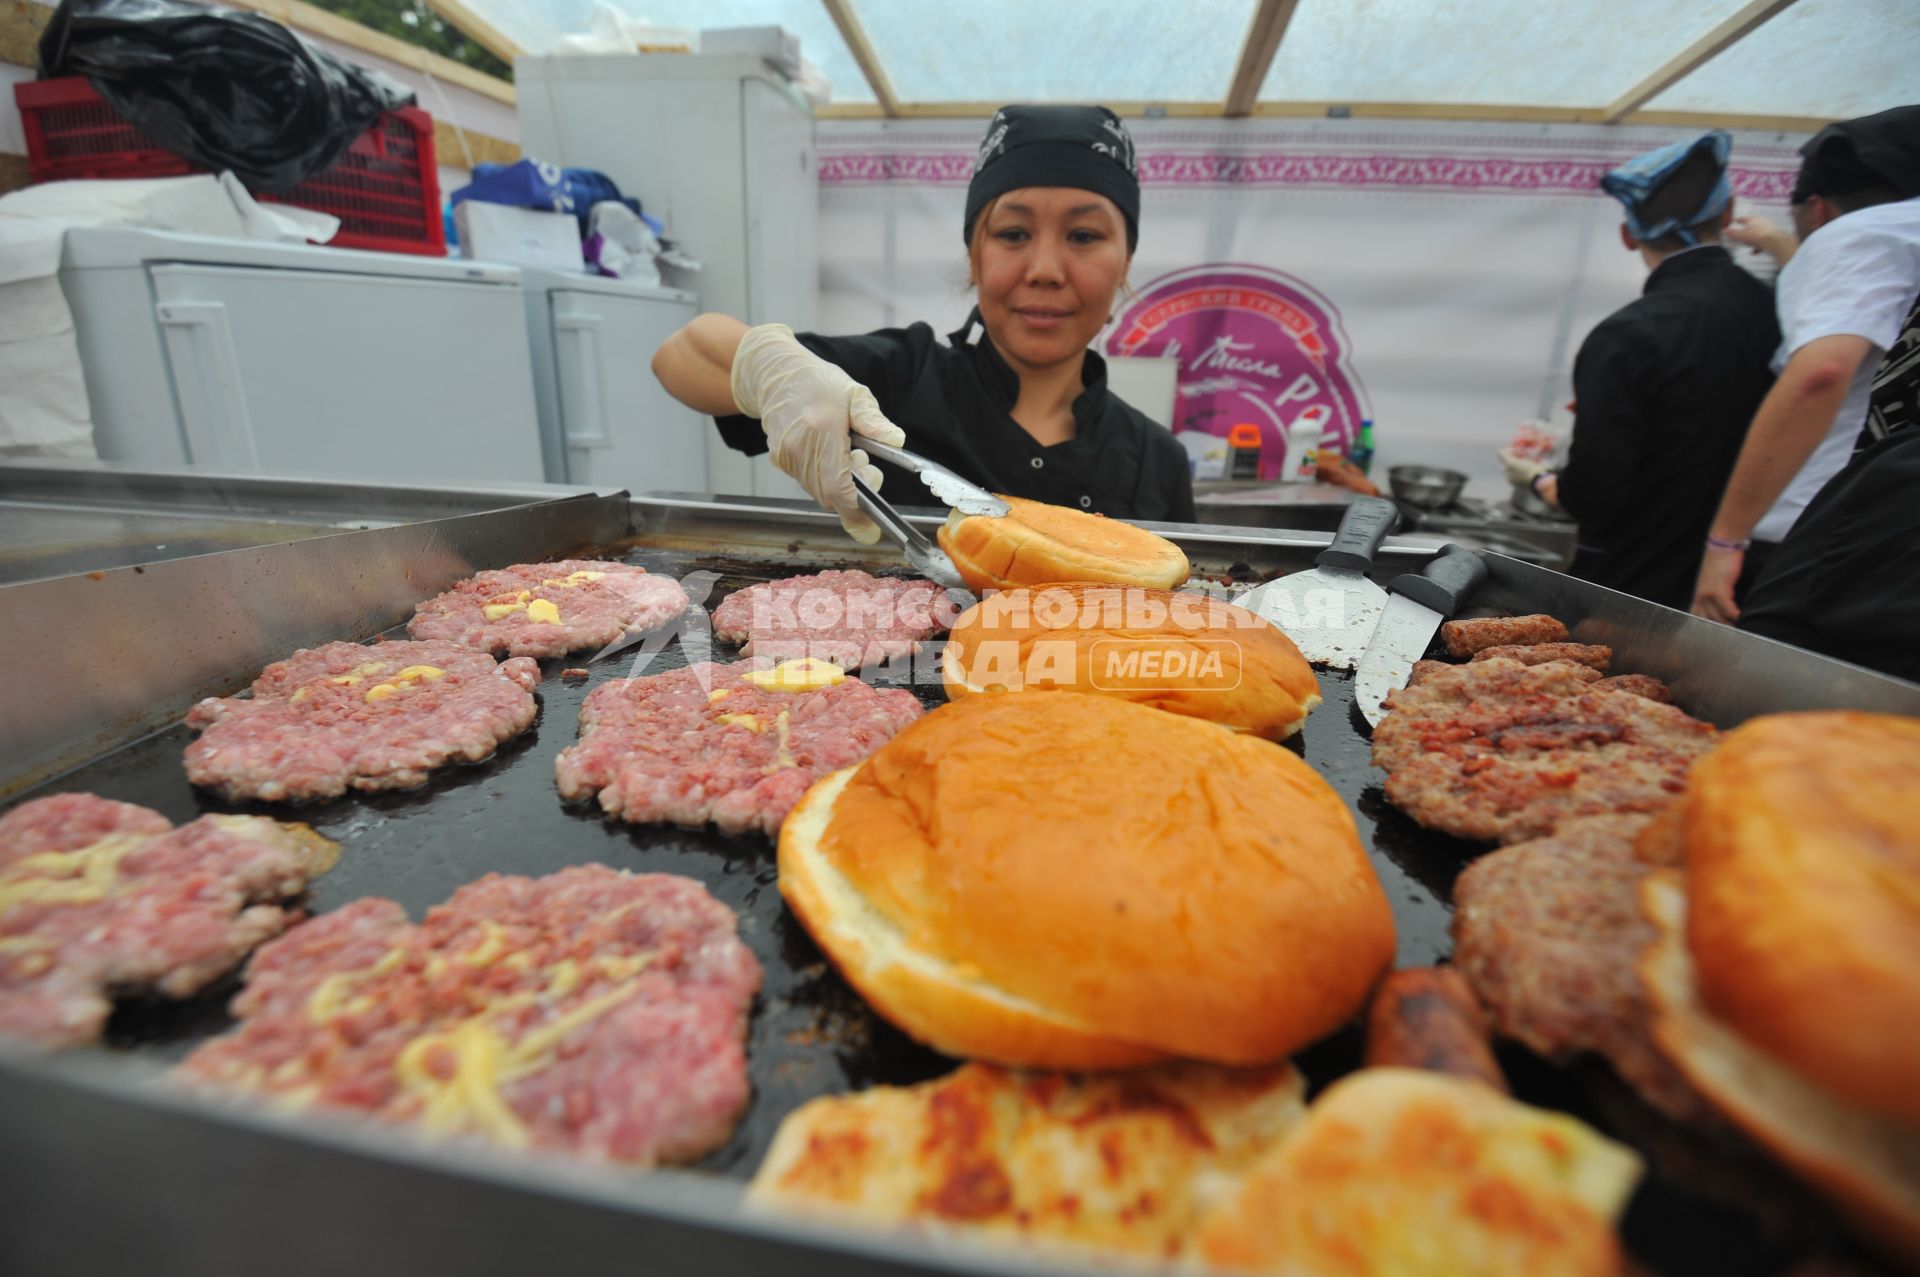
1229, 496, 1399, 669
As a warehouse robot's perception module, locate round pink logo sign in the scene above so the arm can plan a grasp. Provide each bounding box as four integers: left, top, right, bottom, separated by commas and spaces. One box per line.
1106, 265, 1370, 478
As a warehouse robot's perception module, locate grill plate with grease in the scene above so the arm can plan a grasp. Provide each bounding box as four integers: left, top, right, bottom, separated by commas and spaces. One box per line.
6, 531, 1880, 1277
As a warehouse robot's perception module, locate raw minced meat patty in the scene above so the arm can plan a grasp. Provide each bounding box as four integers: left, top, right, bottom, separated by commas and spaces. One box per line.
555, 658, 924, 836
186, 640, 541, 802
408, 560, 689, 659
1439, 614, 1569, 658
177, 865, 761, 1167
0, 793, 338, 1049
1452, 813, 1712, 1123
1372, 657, 1717, 845
712, 570, 953, 666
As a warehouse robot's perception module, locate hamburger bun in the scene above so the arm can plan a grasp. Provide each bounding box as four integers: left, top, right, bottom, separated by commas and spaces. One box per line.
940, 583, 1321, 739
1680, 712, 1920, 1126
1640, 871, 1920, 1264
777, 691, 1395, 1069
1193, 1067, 1643, 1277
937, 497, 1189, 592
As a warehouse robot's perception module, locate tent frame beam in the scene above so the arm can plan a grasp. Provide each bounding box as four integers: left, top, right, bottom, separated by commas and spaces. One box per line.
1225, 0, 1303, 118
223, 0, 514, 104
815, 100, 1833, 134
1603, 0, 1802, 122
275, 0, 1827, 136
419, 0, 524, 68
820, 0, 900, 118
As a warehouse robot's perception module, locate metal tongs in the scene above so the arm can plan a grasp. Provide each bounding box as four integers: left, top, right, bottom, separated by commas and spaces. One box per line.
850, 438, 1008, 599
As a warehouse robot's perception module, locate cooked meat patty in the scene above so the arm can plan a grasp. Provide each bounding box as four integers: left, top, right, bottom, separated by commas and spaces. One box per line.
1470, 642, 1613, 671
555, 658, 924, 836
187, 640, 540, 802
1406, 658, 1453, 688
1372, 657, 1717, 844
178, 865, 761, 1166
408, 560, 688, 659
1452, 813, 1712, 1123
0, 793, 337, 1049
1594, 674, 1672, 703
1440, 614, 1569, 658
712, 570, 952, 666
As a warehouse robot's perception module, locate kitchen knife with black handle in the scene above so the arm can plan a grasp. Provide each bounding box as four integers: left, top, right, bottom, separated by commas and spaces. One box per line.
1354, 544, 1489, 728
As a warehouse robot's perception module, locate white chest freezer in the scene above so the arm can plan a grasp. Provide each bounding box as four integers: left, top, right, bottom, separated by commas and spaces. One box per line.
517, 269, 707, 491
58, 228, 546, 484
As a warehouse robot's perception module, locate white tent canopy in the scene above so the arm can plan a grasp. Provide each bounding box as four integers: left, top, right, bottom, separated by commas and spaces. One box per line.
460, 0, 1917, 128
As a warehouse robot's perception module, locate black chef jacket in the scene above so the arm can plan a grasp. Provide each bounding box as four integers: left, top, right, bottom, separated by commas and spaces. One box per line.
1556, 246, 1781, 610
1740, 290, 1920, 683
713, 315, 1196, 523
1739, 427, 1920, 681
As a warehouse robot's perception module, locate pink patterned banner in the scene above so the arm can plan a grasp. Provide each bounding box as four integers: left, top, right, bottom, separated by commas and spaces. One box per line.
817, 150, 1797, 199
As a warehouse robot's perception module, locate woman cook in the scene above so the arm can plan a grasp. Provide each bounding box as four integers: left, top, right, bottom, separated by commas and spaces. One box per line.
652, 104, 1195, 542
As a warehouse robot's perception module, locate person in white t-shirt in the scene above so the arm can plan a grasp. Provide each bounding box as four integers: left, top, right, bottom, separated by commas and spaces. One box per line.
1691, 105, 1920, 623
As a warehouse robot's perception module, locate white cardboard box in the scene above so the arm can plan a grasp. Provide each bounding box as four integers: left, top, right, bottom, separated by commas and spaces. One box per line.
455, 202, 584, 272
699, 26, 801, 76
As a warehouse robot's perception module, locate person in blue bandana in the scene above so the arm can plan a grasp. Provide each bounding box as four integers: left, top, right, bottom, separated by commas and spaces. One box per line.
1504, 131, 1781, 610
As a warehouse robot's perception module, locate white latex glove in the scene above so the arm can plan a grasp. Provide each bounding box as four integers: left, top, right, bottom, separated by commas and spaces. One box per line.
730, 324, 906, 544
1498, 447, 1547, 486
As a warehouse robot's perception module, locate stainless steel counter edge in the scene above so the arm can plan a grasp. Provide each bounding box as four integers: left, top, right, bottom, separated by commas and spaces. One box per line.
0, 493, 635, 800
0, 1041, 1107, 1277
0, 458, 612, 522
628, 491, 1449, 565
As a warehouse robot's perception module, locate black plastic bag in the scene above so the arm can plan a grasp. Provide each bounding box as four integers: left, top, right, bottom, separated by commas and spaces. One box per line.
39, 0, 416, 194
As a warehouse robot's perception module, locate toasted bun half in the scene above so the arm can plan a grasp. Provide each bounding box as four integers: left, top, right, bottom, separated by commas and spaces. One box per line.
936, 498, 1189, 592
748, 1060, 1305, 1259
1640, 871, 1920, 1265
939, 583, 1321, 739
777, 691, 1395, 1068
1193, 1068, 1642, 1277
1680, 711, 1920, 1126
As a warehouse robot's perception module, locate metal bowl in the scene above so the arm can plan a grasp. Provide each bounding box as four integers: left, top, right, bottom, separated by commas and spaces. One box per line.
1388, 464, 1468, 511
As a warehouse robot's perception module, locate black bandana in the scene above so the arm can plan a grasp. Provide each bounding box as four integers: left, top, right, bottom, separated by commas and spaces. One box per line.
1791, 105, 1920, 204
963, 105, 1141, 251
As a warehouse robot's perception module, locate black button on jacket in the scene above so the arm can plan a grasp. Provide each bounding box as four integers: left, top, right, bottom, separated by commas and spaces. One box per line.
714, 317, 1196, 524
1556, 247, 1781, 610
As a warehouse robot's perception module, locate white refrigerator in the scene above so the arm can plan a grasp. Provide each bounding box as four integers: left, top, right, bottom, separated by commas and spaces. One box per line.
517, 268, 707, 491
516, 52, 817, 501
59, 228, 546, 484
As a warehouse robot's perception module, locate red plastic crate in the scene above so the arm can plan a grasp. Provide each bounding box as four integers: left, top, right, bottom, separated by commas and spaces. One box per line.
15, 76, 447, 256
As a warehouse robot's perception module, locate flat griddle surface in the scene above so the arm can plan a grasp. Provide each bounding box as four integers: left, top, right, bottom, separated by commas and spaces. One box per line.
12, 546, 1817, 1275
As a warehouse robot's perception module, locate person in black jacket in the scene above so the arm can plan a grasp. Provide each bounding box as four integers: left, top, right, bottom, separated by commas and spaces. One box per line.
651, 105, 1194, 543
1504, 132, 1780, 611
1736, 279, 1920, 683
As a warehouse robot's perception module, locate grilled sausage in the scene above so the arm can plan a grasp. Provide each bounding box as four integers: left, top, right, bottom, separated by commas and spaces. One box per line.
1470, 642, 1613, 672
1365, 967, 1509, 1093
1440, 614, 1568, 658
